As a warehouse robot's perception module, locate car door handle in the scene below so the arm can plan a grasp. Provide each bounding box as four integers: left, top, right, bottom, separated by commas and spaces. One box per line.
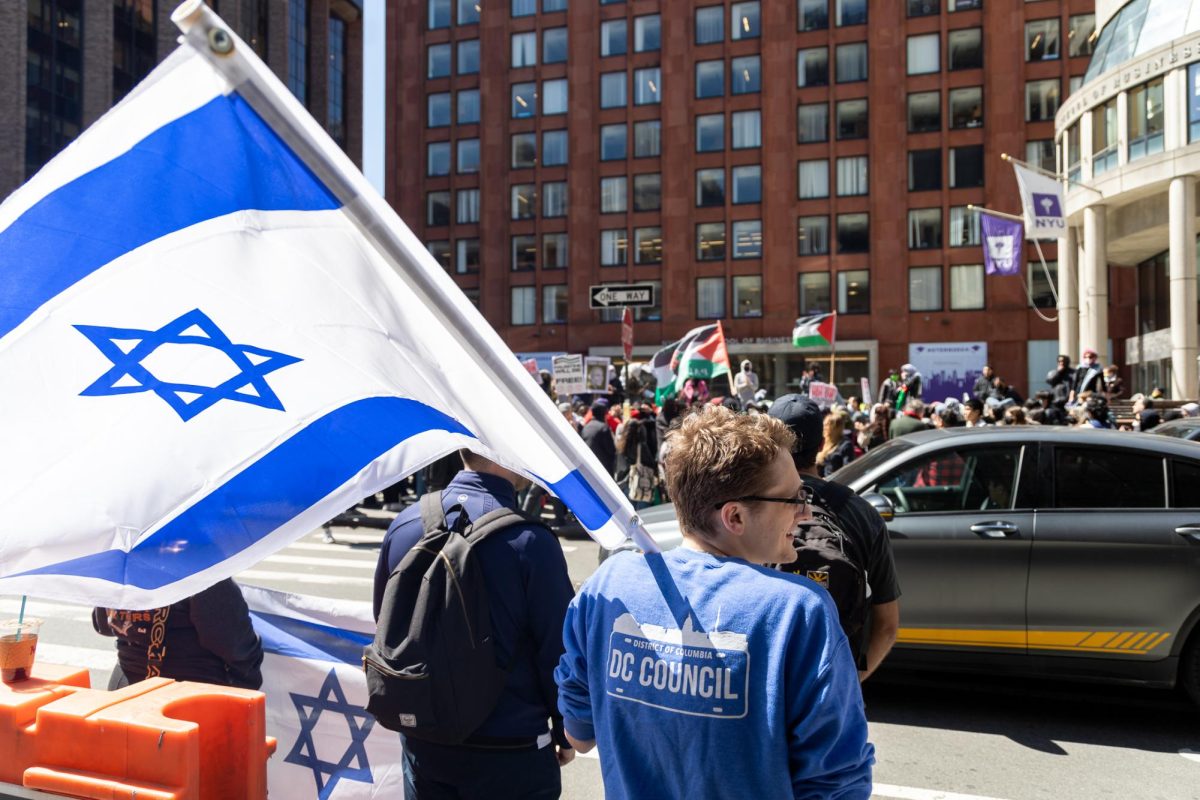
970, 521, 1020, 538
1176, 526, 1200, 543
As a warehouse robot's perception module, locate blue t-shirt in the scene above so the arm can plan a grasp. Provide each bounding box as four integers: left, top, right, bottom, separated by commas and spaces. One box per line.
556, 547, 874, 800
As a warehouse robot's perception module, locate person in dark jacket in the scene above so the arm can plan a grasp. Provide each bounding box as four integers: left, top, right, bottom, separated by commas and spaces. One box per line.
92, 578, 263, 690
971, 365, 995, 402
1070, 349, 1104, 403
581, 399, 617, 477
816, 411, 856, 477
877, 369, 903, 410
1046, 355, 1073, 405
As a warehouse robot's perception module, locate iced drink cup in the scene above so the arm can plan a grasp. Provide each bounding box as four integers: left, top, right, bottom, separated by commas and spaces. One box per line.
0, 618, 43, 683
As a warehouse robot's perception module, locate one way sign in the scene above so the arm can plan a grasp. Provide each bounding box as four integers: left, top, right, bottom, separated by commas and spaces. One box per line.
589, 283, 656, 309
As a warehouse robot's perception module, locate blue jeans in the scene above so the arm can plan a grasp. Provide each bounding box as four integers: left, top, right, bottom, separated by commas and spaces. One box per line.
401, 738, 561, 800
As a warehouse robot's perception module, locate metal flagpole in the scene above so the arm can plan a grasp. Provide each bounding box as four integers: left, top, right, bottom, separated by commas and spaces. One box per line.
828, 312, 837, 389
718, 320, 736, 397
968, 205, 1059, 324
170, 2, 659, 552
1000, 152, 1101, 196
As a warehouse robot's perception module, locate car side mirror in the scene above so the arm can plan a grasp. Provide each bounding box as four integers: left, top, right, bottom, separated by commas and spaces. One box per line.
861, 492, 895, 522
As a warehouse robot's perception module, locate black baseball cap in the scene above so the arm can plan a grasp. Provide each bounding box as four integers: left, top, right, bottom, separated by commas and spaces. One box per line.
767, 393, 822, 469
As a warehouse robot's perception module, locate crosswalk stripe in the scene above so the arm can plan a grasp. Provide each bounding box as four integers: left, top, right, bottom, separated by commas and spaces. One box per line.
304, 531, 386, 544
280, 541, 383, 555
259, 554, 375, 570
872, 783, 1012, 800
238, 569, 373, 586
36, 643, 117, 671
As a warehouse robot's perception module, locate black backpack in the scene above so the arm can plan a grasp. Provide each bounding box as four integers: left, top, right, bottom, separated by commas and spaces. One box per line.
777, 479, 871, 664
363, 493, 529, 743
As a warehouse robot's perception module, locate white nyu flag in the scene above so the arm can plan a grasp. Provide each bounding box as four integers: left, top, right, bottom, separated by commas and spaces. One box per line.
1012, 161, 1067, 241
0, 4, 653, 609
242, 585, 404, 800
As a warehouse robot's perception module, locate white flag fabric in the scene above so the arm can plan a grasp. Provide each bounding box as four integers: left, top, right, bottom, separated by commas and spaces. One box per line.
242, 585, 405, 800
0, 5, 653, 609
1011, 161, 1066, 241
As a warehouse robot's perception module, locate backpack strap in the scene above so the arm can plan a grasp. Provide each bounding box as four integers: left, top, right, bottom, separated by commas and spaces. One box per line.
419, 492, 469, 535
464, 507, 539, 546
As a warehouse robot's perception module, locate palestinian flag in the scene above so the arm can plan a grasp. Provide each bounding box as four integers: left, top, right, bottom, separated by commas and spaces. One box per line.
651, 323, 732, 403
793, 312, 836, 348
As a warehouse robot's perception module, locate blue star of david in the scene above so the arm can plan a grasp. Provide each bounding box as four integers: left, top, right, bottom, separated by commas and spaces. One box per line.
74, 308, 301, 422
284, 668, 376, 799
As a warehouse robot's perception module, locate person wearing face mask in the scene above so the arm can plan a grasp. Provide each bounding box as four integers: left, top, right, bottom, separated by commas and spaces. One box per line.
734, 359, 759, 406
1069, 349, 1103, 405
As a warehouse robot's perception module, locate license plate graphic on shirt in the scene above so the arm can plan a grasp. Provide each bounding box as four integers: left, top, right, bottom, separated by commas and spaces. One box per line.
603, 613, 749, 719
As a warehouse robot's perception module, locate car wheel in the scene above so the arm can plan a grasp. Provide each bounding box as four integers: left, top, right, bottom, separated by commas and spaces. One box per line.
1182, 631, 1200, 706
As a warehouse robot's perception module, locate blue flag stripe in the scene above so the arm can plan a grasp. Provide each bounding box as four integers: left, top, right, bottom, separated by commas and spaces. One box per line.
251, 609, 371, 666
15, 396, 475, 588
0, 92, 338, 342
548, 468, 614, 531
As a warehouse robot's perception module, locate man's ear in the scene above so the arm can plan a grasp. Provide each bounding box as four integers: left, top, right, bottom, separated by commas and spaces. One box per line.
717, 502, 747, 540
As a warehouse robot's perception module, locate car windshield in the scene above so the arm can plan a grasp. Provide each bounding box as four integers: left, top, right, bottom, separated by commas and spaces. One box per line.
830, 437, 916, 485
1151, 422, 1198, 439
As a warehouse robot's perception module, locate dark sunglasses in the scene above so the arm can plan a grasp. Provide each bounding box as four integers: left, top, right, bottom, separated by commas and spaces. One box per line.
714, 486, 813, 510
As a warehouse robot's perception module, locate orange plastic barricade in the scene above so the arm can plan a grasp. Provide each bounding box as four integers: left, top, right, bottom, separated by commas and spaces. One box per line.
0, 663, 276, 800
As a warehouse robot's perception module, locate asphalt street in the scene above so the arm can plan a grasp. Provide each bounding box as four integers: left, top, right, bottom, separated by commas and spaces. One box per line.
5, 515, 1198, 800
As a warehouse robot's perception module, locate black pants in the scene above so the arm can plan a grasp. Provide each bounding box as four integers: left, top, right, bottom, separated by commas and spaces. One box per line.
401, 738, 561, 800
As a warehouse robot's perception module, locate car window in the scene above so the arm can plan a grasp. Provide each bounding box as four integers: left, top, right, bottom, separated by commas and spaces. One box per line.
832, 437, 915, 485
1171, 460, 1200, 508
872, 446, 1022, 515
1053, 447, 1164, 509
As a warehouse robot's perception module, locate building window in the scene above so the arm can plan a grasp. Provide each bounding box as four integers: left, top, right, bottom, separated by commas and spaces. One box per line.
634, 279, 663, 322
512, 83, 536, 118
1092, 97, 1117, 175
799, 272, 832, 315
949, 206, 981, 246
543, 181, 568, 217
237, 0, 269, 59
634, 68, 661, 104
1026, 78, 1059, 122
948, 28, 983, 70
457, 89, 480, 123
544, 27, 568, 63
427, 191, 450, 226
428, 0, 450, 28
799, 0, 829, 31
543, 130, 568, 166
542, 79, 568, 115
697, 223, 727, 261
427, 142, 450, 176
908, 149, 941, 191
428, 240, 451, 272
798, 216, 830, 256
836, 99, 868, 139
798, 103, 829, 142
543, 233, 568, 269
635, 120, 662, 157
1128, 78, 1164, 162
733, 221, 763, 259
949, 86, 982, 129
600, 230, 628, 265
543, 0, 567, 11
457, 139, 480, 173
1066, 123, 1082, 183
797, 47, 830, 87
837, 269, 870, 313
732, 111, 761, 149
543, 285, 568, 324
512, 31, 537, 68
600, 124, 627, 161
428, 92, 451, 127
836, 214, 869, 254
1026, 18, 1060, 62
600, 177, 627, 213
799, 159, 830, 199
457, 0, 480, 23
697, 168, 725, 206
457, 238, 480, 273
696, 6, 724, 44
907, 34, 939, 75
732, 165, 762, 204
836, 0, 867, 26
731, 56, 761, 94
951, 264, 985, 310
696, 60, 724, 98
836, 156, 868, 196
732, 2, 760, 39
908, 92, 940, 133
1028, 260, 1057, 309
512, 235, 537, 270
458, 40, 480, 74
908, 208, 942, 249
288, 0, 309, 102
1190, 64, 1200, 143
457, 189, 480, 223
512, 0, 536, 17
635, 227, 663, 264
909, 267, 942, 311
836, 43, 868, 83
428, 43, 451, 78
733, 275, 763, 317
601, 19, 627, 57
600, 72, 626, 108
512, 184, 537, 220
1068, 14, 1096, 58
908, 0, 938, 17
512, 133, 537, 168
949, 145, 984, 188
697, 114, 724, 151
635, 14, 661, 52
633, 173, 662, 211
1025, 139, 1054, 173
697, 277, 726, 318
948, 0, 981, 10
511, 286, 536, 325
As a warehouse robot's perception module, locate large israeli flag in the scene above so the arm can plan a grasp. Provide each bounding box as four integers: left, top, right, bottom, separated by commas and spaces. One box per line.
0, 2, 654, 609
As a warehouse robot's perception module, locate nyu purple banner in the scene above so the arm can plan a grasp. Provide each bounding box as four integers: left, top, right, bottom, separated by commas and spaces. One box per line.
981, 213, 1023, 276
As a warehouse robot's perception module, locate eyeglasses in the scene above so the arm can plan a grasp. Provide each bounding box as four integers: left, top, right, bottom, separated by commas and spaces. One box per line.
714, 486, 812, 510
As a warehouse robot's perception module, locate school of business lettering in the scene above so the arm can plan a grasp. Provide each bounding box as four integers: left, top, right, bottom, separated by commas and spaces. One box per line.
604, 631, 749, 719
